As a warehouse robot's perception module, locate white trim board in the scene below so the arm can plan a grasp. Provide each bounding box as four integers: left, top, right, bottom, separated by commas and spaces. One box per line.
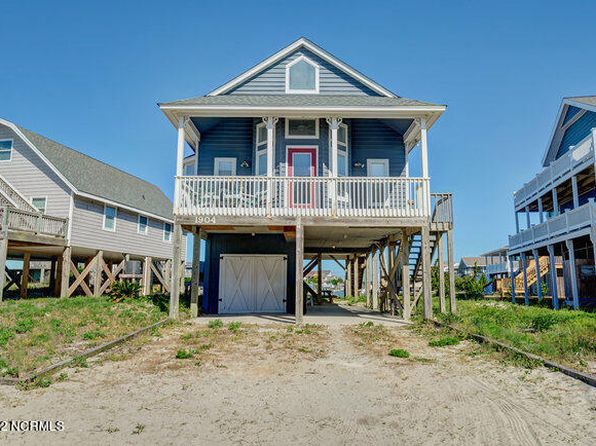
207, 37, 397, 98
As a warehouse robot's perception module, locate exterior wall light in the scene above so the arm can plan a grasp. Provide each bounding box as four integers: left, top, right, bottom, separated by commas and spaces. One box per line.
353, 161, 365, 169
241, 160, 250, 168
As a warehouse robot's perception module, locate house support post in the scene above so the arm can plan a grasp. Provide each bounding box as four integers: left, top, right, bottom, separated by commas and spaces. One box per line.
20, 253, 30, 299
0, 235, 7, 303
143, 256, 152, 296
532, 248, 543, 301
346, 255, 352, 297
565, 239, 579, 309
93, 250, 103, 296
509, 256, 516, 303
421, 225, 432, 319
520, 252, 529, 305
317, 252, 322, 301
190, 227, 202, 317
447, 229, 456, 314
401, 233, 411, 320
437, 232, 446, 313
169, 223, 183, 319
60, 246, 71, 298
354, 256, 360, 296
295, 220, 304, 325
366, 250, 372, 308
372, 247, 379, 310
547, 244, 559, 310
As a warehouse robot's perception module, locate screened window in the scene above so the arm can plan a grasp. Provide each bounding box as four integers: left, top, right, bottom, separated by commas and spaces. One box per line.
286, 58, 318, 93
103, 205, 117, 231
214, 157, 236, 176
183, 160, 195, 176
31, 197, 47, 214
286, 119, 318, 139
138, 215, 148, 235
0, 140, 12, 161
163, 222, 172, 242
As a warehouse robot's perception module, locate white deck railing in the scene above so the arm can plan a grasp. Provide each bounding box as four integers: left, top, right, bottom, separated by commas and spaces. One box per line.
0, 206, 68, 238
513, 132, 595, 208
508, 200, 595, 251
175, 176, 431, 218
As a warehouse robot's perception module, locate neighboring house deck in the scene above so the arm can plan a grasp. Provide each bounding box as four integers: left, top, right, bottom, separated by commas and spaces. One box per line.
160, 38, 456, 321
508, 96, 596, 309
0, 118, 183, 300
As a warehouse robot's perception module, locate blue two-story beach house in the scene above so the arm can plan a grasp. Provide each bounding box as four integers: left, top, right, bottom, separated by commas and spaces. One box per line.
509, 96, 596, 309
159, 38, 455, 322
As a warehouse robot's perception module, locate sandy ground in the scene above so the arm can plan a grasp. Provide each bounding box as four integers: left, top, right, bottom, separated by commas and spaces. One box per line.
0, 308, 595, 446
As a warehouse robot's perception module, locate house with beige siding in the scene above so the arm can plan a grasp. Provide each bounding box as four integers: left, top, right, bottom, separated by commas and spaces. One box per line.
0, 117, 182, 300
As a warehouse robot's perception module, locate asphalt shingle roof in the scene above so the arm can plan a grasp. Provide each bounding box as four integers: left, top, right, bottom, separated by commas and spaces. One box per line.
17, 126, 174, 220
159, 94, 442, 108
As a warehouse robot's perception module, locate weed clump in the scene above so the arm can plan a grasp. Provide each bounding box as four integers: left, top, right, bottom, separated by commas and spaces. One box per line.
208, 319, 224, 329
389, 348, 410, 358
429, 336, 460, 347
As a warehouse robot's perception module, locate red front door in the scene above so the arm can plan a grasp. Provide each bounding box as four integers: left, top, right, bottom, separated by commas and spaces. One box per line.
288, 147, 317, 207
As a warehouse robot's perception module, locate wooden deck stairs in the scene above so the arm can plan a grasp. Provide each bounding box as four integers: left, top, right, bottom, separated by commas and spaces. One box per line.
0, 174, 38, 213
514, 256, 550, 294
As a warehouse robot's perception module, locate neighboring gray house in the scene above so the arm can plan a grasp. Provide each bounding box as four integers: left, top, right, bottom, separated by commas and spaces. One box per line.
508, 96, 596, 309
0, 117, 181, 300
159, 37, 456, 322
457, 257, 488, 277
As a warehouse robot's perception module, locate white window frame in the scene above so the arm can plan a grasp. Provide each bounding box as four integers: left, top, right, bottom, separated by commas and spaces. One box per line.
329, 123, 349, 176
138, 215, 148, 235
285, 118, 319, 139
285, 55, 320, 94
30, 196, 47, 214
214, 157, 237, 176
255, 122, 268, 176
0, 139, 13, 162
103, 204, 117, 232
163, 222, 172, 242
366, 159, 389, 177
183, 158, 196, 176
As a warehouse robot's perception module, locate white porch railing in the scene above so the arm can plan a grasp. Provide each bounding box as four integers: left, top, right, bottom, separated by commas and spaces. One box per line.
508, 200, 595, 251
0, 206, 69, 238
513, 132, 595, 208
175, 176, 431, 218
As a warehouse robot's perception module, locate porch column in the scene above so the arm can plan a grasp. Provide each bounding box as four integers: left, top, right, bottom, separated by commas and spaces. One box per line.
447, 229, 456, 314
520, 252, 529, 305
437, 232, 446, 313
401, 234, 412, 320
525, 206, 531, 229
143, 256, 153, 296
509, 256, 516, 303
20, 253, 30, 299
60, 246, 71, 298
552, 187, 559, 216
537, 197, 544, 223
174, 116, 186, 213
532, 248, 543, 301
565, 239, 579, 309
190, 227, 202, 317
295, 220, 304, 325
571, 175, 579, 209
169, 223, 183, 318
515, 211, 520, 234
419, 118, 429, 178
421, 225, 433, 319
263, 117, 278, 177
547, 244, 559, 310
0, 221, 7, 302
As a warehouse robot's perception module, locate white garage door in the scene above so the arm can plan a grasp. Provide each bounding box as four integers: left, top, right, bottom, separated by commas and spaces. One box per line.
218, 255, 287, 314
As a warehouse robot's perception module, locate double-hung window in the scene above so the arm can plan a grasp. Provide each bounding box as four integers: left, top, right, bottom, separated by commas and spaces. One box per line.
255, 123, 268, 176
31, 197, 47, 214
138, 215, 148, 235
214, 157, 236, 176
0, 139, 13, 161
163, 222, 172, 242
103, 205, 117, 232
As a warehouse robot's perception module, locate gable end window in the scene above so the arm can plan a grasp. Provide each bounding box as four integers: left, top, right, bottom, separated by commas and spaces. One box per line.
0, 139, 13, 161
31, 197, 47, 214
285, 56, 319, 94
163, 222, 172, 242
103, 205, 117, 232
138, 215, 148, 235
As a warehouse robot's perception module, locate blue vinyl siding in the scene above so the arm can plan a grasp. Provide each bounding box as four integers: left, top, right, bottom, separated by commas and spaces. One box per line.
562, 105, 582, 125
202, 234, 297, 314
555, 110, 596, 159
196, 118, 253, 175
350, 120, 406, 176
227, 48, 380, 96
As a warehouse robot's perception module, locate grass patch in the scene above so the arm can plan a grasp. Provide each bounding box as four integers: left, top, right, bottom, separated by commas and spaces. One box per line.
0, 296, 168, 378
389, 348, 410, 358
341, 295, 368, 306
175, 348, 195, 359
433, 299, 596, 371
228, 321, 241, 332
208, 319, 224, 329
428, 336, 461, 347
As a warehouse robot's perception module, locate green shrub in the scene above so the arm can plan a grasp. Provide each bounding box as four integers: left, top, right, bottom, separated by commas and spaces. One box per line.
228, 321, 241, 332
175, 349, 195, 359
389, 348, 410, 358
208, 319, 223, 329
108, 280, 142, 302
429, 336, 460, 347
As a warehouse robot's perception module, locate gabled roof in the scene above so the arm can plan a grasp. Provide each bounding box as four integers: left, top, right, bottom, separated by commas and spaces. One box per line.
208, 37, 397, 98
542, 96, 596, 166
459, 257, 488, 268
0, 118, 174, 220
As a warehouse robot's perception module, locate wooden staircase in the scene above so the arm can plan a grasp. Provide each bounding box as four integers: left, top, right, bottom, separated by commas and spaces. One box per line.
0, 174, 38, 213
515, 256, 550, 294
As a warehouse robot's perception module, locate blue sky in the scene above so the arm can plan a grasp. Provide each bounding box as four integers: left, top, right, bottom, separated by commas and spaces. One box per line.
1, 0, 595, 265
